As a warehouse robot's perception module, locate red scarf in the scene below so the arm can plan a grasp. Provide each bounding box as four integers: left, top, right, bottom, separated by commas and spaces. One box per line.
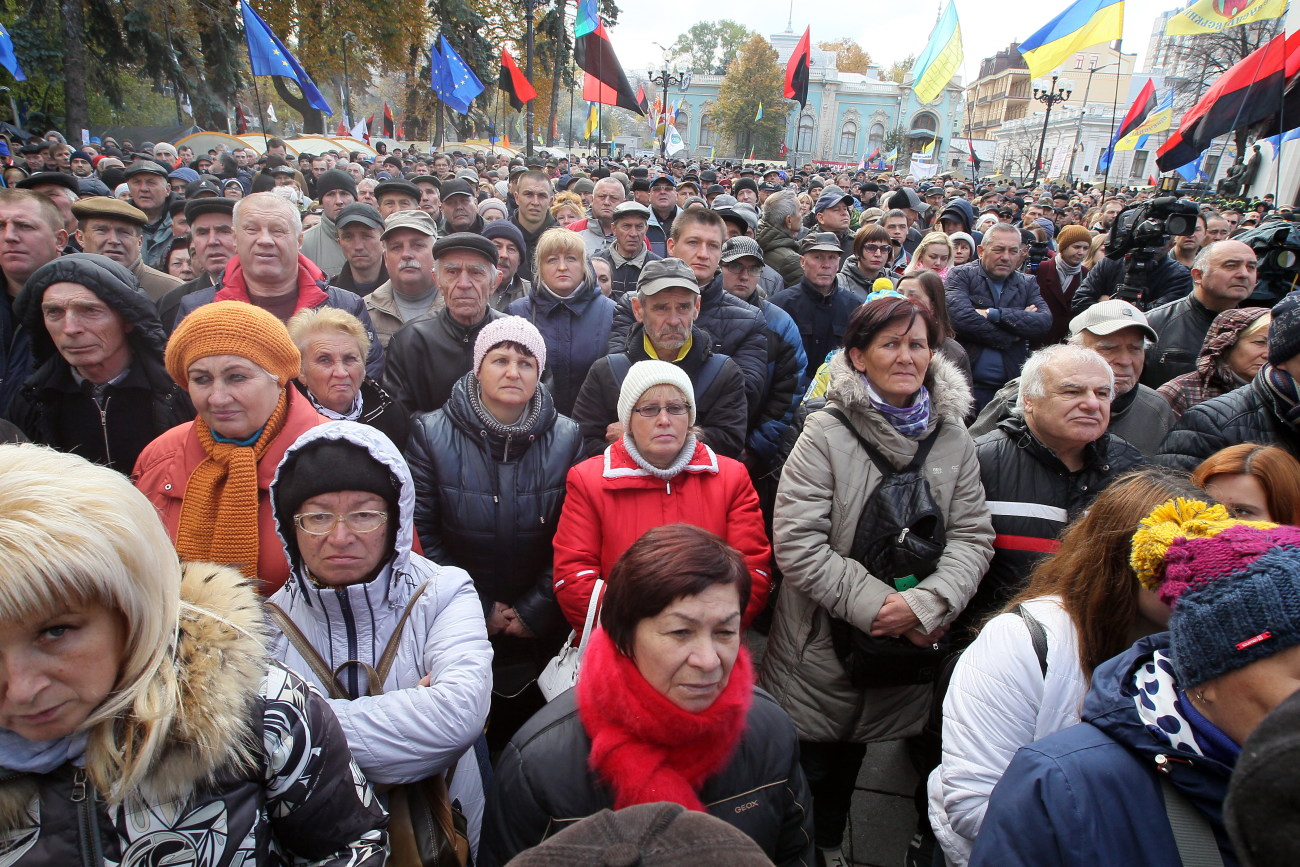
215, 253, 329, 313
576, 627, 753, 812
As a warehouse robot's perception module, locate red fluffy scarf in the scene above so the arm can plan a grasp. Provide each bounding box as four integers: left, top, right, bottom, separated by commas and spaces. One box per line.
576, 626, 753, 811
216, 253, 329, 312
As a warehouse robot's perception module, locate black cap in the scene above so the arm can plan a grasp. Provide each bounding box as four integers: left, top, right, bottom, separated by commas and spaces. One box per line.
183, 197, 235, 224
16, 172, 81, 196
335, 202, 384, 231
410, 174, 442, 189
374, 179, 421, 201
440, 178, 474, 199
186, 176, 223, 198
432, 231, 499, 265
123, 160, 170, 179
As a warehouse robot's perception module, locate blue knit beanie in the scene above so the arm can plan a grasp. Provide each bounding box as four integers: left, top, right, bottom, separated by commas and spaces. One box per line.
1267, 292, 1300, 365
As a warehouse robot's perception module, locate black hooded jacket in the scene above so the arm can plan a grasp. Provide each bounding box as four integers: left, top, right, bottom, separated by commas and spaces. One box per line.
10, 253, 194, 471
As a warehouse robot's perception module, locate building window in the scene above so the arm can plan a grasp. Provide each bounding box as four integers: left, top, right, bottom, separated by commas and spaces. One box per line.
1131, 151, 1149, 178
912, 112, 938, 133
797, 115, 815, 152
1202, 154, 1221, 180
838, 121, 857, 155
868, 123, 884, 154
699, 112, 716, 148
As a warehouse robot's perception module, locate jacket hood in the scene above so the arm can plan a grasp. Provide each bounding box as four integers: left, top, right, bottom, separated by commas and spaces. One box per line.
270, 421, 416, 601
939, 198, 975, 233
825, 345, 973, 426
16, 252, 168, 365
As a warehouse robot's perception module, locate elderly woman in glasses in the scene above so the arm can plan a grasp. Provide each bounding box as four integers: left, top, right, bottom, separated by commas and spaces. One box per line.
552, 360, 772, 635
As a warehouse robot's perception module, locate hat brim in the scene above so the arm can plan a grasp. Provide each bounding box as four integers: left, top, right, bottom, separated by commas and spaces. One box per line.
639, 277, 700, 295
1078, 320, 1158, 341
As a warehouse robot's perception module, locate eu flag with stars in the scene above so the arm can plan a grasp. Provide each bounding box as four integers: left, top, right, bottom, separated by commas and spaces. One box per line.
431, 35, 484, 115
0, 24, 25, 82
240, 0, 332, 115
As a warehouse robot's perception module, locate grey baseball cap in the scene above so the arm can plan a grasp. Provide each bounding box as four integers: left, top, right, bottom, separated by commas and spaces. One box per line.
611, 201, 651, 221
637, 257, 700, 295
381, 209, 437, 238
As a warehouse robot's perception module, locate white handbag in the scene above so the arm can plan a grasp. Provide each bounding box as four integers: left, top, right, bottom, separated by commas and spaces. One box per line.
537, 579, 604, 702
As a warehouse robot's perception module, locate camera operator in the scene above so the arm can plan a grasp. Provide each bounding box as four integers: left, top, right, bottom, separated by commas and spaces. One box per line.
1141, 240, 1258, 389
1070, 199, 1197, 315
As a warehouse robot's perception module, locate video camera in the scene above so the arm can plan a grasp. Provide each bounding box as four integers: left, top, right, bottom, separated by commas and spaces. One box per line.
1024, 239, 1052, 275
1237, 213, 1300, 306
1104, 180, 1201, 308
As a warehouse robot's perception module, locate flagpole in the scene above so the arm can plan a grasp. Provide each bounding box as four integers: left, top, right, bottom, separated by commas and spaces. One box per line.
249, 74, 268, 143
1100, 39, 1122, 199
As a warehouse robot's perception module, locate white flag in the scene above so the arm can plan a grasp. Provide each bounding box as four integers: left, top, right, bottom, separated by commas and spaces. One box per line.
267, 103, 277, 123
350, 118, 369, 141
665, 124, 685, 156
180, 93, 192, 117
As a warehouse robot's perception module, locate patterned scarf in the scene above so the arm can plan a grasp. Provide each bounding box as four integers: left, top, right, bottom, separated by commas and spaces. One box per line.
307, 387, 363, 421
1263, 363, 1300, 426
577, 627, 753, 811
175, 389, 290, 578
862, 375, 932, 438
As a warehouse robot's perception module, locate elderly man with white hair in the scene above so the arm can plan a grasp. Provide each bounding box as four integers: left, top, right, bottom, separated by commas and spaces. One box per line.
965, 343, 1144, 632
175, 191, 384, 378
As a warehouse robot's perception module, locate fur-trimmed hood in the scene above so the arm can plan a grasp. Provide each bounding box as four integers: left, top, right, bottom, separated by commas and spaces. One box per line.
825, 346, 973, 428
0, 561, 266, 826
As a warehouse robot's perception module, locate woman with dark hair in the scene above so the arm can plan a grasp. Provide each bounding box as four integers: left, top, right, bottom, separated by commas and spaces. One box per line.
898, 270, 971, 389
928, 468, 1205, 866
481, 523, 814, 867
837, 223, 896, 300
761, 296, 994, 866
1157, 308, 1270, 419
1192, 442, 1300, 523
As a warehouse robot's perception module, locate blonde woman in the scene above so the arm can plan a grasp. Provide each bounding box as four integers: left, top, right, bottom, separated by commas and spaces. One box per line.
905, 231, 955, 280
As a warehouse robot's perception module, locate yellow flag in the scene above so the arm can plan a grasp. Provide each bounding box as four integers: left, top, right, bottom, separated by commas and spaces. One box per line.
1165, 0, 1286, 36
583, 103, 598, 138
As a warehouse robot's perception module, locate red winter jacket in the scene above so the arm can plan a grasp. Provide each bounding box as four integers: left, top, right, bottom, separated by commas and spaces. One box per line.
552, 438, 772, 633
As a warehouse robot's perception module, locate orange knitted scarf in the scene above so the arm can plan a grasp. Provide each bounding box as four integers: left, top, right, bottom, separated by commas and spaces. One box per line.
175, 390, 290, 578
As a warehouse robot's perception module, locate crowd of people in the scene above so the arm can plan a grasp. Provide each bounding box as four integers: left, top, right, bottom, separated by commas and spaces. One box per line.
1, 127, 1299, 867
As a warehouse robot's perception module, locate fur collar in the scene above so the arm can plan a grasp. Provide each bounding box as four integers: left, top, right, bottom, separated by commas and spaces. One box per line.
0, 562, 266, 826
826, 347, 973, 426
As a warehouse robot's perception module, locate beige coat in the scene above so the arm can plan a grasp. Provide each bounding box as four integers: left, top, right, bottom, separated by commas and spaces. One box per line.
758, 350, 994, 744
364, 280, 444, 348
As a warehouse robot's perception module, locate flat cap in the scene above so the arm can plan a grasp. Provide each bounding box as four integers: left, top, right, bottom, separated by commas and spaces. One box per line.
123, 160, 170, 179
71, 196, 147, 225
432, 231, 498, 265
335, 202, 384, 231
374, 179, 421, 201
799, 232, 844, 255
184, 197, 235, 223
611, 201, 651, 221
17, 172, 81, 196
382, 209, 438, 238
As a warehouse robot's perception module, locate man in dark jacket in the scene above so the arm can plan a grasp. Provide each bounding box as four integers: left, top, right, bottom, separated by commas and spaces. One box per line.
770, 233, 862, 381
757, 190, 804, 287
331, 202, 388, 297
606, 208, 767, 417
0, 189, 67, 418
174, 192, 385, 379
644, 174, 680, 257
1140, 239, 1258, 389
9, 253, 193, 472
968, 343, 1143, 633
382, 232, 504, 415
158, 197, 236, 332
595, 201, 660, 299
946, 223, 1053, 410
809, 188, 854, 264
510, 170, 558, 283
1156, 291, 1300, 470
571, 257, 748, 459
936, 197, 983, 248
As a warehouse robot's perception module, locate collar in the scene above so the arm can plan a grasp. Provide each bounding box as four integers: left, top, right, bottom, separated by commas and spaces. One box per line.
610, 247, 648, 268
643, 331, 692, 362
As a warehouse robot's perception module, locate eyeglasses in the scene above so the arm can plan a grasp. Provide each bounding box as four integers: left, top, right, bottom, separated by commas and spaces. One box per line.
631, 402, 691, 418
293, 510, 389, 535
723, 263, 763, 276
860, 243, 892, 254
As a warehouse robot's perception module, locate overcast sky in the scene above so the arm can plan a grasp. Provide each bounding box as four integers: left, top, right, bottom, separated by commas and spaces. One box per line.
607, 0, 1184, 82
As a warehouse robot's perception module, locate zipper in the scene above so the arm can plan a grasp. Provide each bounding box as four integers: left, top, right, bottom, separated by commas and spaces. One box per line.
72, 769, 104, 867
98, 394, 112, 467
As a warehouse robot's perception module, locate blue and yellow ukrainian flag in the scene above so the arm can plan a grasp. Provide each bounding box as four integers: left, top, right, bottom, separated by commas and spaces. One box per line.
912, 1, 963, 104
583, 102, 599, 139
755, 102, 764, 122
1018, 0, 1124, 80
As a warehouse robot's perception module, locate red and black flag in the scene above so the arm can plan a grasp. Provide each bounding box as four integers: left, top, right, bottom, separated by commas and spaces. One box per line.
635, 84, 649, 115
968, 138, 981, 173
499, 47, 537, 111
235, 103, 249, 134
784, 27, 811, 109
382, 102, 395, 137
575, 22, 645, 114
1158, 30, 1300, 170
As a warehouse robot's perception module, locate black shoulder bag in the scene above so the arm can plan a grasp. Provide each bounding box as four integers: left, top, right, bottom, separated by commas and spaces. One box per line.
822, 407, 950, 688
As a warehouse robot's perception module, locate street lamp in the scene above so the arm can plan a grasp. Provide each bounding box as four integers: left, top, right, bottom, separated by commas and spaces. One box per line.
1065, 60, 1118, 184
1029, 71, 1072, 188
648, 60, 689, 158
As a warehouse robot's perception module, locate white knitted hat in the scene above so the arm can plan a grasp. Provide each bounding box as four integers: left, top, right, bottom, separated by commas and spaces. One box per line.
617, 360, 696, 429
473, 315, 548, 375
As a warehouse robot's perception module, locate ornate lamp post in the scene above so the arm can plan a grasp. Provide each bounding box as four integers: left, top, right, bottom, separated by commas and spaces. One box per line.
648, 62, 688, 158
1029, 70, 1072, 188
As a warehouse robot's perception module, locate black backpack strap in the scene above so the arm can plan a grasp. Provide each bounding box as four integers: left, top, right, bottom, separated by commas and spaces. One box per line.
1159, 776, 1225, 867
822, 407, 943, 475
1014, 604, 1049, 677
606, 353, 632, 386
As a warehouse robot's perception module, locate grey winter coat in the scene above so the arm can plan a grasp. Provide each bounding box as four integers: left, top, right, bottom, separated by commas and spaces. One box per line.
759, 352, 994, 743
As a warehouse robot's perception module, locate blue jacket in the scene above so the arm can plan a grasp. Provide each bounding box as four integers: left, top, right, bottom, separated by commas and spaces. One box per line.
970, 634, 1238, 867
747, 296, 807, 467
944, 262, 1051, 386
508, 280, 615, 418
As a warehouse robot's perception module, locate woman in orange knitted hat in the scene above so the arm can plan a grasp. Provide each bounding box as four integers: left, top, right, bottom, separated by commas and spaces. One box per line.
133, 300, 325, 593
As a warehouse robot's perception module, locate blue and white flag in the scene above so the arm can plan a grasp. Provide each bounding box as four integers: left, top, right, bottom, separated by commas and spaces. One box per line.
240, 0, 332, 115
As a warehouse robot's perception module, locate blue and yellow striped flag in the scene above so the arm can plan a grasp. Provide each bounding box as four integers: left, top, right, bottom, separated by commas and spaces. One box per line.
1019, 0, 1124, 80
912, 1, 962, 104
755, 102, 763, 122
583, 102, 598, 139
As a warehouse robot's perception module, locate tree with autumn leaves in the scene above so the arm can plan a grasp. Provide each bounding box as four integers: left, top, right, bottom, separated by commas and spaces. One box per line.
713, 35, 790, 159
